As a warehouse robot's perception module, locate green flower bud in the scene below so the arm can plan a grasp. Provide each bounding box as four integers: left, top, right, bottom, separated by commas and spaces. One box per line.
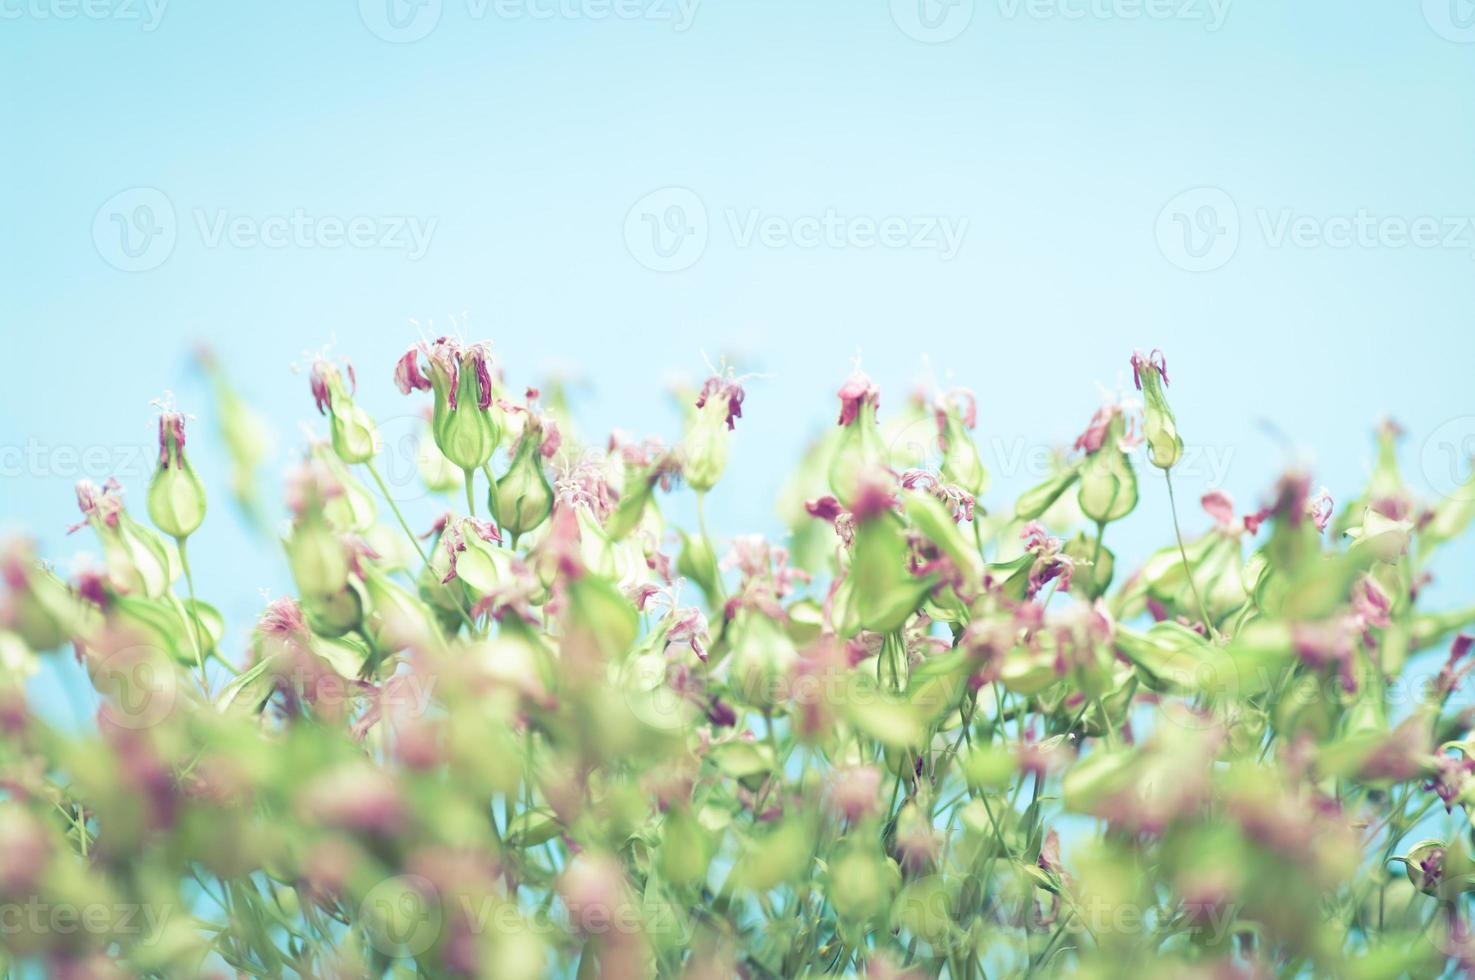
396, 339, 502, 471
72, 480, 177, 599
829, 370, 887, 507
1131, 349, 1182, 470
415, 410, 462, 494
729, 606, 798, 709
935, 389, 988, 495
495, 415, 556, 537
680, 372, 745, 493
1, 538, 88, 651
147, 410, 207, 539
362, 564, 440, 653
677, 528, 721, 609
301, 581, 366, 639
285, 513, 351, 597
310, 358, 379, 465
197, 347, 274, 531
309, 443, 377, 533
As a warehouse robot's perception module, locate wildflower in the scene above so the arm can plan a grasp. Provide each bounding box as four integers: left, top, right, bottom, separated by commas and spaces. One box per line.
396, 336, 502, 471
829, 366, 887, 506
826, 765, 883, 822
681, 367, 746, 492
309, 356, 379, 464
934, 388, 987, 495
70, 479, 176, 599
494, 400, 556, 537
146, 398, 207, 539
1, 538, 86, 651
1021, 521, 1074, 598
1130, 349, 1182, 469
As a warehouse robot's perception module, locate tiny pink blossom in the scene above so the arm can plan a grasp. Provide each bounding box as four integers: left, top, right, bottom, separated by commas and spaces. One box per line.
835, 368, 880, 426
1201, 489, 1237, 529
695, 373, 746, 430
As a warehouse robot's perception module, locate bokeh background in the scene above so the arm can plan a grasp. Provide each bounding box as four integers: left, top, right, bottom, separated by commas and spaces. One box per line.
5, 0, 1475, 720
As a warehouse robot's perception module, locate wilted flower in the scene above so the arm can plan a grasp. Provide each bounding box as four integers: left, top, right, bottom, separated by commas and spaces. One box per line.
396, 336, 502, 471
70, 479, 176, 599
1131, 348, 1182, 469
146, 398, 206, 539
310, 356, 379, 464
681, 368, 747, 492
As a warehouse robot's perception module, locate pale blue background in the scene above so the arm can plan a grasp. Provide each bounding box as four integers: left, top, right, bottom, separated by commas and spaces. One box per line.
5, 0, 1475, 715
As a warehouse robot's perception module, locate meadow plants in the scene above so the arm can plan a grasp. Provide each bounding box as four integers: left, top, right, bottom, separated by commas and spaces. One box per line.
2, 342, 1475, 978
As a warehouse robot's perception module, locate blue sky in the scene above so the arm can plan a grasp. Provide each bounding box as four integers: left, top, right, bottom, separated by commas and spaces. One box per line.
5, 0, 1475, 703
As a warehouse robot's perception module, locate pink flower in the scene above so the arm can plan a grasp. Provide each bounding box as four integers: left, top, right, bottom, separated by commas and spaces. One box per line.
1201, 489, 1237, 529
836, 368, 879, 426
1130, 348, 1170, 390
695, 373, 746, 431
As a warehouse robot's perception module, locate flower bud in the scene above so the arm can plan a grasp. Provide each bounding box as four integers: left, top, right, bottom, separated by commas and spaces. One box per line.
495, 414, 556, 537
1, 538, 87, 651
935, 389, 987, 495
414, 409, 462, 494
309, 443, 377, 533
677, 528, 721, 609
362, 564, 440, 653
397, 338, 502, 471
681, 371, 745, 493
310, 358, 379, 465
728, 606, 798, 709
198, 347, 274, 530
72, 480, 177, 599
147, 409, 207, 539
1130, 349, 1182, 470
828, 369, 886, 507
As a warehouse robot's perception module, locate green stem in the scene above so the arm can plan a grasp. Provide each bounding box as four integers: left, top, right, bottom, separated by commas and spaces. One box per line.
1164, 468, 1216, 639
464, 467, 477, 517
364, 459, 479, 635
365, 460, 430, 566
176, 536, 209, 694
